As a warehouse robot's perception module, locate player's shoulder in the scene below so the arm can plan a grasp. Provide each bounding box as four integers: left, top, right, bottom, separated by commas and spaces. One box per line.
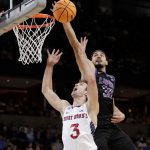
60, 100, 71, 116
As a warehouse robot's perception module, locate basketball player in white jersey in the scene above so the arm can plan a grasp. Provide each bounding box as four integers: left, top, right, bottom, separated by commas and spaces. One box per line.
42, 38, 99, 150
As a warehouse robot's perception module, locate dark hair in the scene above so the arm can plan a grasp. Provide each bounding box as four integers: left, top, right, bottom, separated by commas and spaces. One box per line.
78, 79, 88, 84
91, 49, 112, 63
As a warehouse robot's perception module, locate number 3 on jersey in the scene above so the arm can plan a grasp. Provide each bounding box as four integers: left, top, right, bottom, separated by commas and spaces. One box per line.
70, 123, 80, 139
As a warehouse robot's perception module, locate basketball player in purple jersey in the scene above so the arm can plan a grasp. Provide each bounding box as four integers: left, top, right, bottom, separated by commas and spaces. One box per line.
61, 22, 136, 150
42, 38, 99, 150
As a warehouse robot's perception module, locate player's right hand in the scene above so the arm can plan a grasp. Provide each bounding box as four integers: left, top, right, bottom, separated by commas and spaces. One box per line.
47, 49, 63, 66
78, 36, 88, 55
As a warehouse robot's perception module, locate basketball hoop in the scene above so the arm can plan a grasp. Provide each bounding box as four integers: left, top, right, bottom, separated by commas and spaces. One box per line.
13, 13, 55, 65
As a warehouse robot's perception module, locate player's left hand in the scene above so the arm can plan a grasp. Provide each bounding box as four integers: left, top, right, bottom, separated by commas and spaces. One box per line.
78, 36, 88, 57
50, 1, 57, 12
111, 113, 125, 124
79, 36, 88, 53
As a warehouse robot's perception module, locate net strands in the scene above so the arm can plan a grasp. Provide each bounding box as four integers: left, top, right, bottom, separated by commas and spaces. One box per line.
13, 15, 55, 65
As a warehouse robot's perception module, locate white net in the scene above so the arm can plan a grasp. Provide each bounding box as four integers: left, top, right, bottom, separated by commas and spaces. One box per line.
13, 14, 55, 65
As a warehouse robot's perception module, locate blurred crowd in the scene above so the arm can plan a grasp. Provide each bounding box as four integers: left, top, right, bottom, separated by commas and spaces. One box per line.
0, 111, 150, 150
0, 117, 63, 150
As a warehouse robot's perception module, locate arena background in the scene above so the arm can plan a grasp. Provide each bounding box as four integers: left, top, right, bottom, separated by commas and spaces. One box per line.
0, 0, 150, 149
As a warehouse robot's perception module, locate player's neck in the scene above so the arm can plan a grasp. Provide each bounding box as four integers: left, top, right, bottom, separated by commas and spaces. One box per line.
73, 97, 85, 107
97, 67, 106, 73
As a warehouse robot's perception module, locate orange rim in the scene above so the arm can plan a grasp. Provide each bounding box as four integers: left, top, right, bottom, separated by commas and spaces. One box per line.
16, 13, 55, 29
32, 13, 54, 19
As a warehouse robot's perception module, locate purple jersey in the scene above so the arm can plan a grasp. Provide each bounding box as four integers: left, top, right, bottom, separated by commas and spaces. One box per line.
96, 71, 115, 128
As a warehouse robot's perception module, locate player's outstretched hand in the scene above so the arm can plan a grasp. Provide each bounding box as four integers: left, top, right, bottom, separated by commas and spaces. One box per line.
47, 49, 63, 66
78, 36, 88, 55
50, 1, 57, 12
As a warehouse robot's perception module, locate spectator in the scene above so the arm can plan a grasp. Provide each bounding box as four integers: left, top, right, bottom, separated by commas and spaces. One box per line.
0, 135, 7, 150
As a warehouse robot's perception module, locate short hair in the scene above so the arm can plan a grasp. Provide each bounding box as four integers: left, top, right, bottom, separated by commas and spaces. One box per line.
91, 49, 112, 63
79, 79, 88, 84
78, 79, 88, 91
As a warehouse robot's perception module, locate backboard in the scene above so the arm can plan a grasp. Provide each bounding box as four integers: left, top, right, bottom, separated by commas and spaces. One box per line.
0, 0, 23, 11
0, 0, 47, 36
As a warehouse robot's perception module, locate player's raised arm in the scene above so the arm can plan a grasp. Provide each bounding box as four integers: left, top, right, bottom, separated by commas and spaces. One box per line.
63, 23, 80, 51
42, 49, 69, 114
77, 37, 99, 121
63, 23, 85, 73
62, 23, 96, 81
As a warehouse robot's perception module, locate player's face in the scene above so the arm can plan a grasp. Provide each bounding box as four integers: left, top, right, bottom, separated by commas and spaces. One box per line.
91, 50, 108, 67
71, 82, 87, 97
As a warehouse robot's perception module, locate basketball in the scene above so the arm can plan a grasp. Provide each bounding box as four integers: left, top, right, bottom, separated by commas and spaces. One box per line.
53, 0, 77, 23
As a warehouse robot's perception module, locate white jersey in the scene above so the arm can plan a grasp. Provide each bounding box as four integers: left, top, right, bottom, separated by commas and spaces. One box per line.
62, 103, 97, 150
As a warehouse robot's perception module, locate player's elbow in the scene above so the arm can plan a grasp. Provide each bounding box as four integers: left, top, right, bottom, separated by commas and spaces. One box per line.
42, 87, 54, 100
41, 86, 49, 96
121, 112, 125, 120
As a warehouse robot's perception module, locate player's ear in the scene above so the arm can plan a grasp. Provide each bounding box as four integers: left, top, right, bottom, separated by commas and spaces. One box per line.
84, 92, 88, 102
106, 60, 108, 66
84, 90, 87, 96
